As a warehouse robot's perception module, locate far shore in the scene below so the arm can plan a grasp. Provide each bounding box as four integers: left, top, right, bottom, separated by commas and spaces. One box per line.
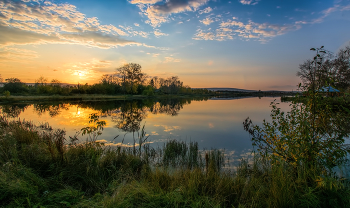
0, 91, 298, 103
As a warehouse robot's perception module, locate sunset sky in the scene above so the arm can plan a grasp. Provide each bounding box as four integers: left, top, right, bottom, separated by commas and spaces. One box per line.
0, 0, 349, 90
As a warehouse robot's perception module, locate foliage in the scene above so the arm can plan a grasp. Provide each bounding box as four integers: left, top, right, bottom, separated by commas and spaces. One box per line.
0, 115, 349, 207
297, 44, 350, 91
244, 46, 350, 172
0, 64, 216, 96
244, 100, 349, 169
116, 63, 146, 94
142, 85, 155, 96
80, 113, 107, 141
3, 90, 10, 98
3, 78, 28, 94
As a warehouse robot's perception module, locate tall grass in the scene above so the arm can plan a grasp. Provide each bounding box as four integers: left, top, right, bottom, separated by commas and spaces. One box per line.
0, 115, 349, 207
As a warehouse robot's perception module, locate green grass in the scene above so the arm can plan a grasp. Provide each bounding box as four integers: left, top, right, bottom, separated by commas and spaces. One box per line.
0, 115, 349, 207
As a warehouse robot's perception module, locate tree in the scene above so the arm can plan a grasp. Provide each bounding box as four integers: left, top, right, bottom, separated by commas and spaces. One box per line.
297, 44, 350, 91
35, 76, 48, 86
149, 78, 154, 88
51, 79, 61, 86
245, 47, 350, 172
0, 74, 3, 83
116, 63, 145, 94
100, 74, 118, 85
4, 78, 27, 93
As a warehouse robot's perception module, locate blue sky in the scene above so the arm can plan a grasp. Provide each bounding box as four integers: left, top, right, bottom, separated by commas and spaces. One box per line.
0, 0, 349, 90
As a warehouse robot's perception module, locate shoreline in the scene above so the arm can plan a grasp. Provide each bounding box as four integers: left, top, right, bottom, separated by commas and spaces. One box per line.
0, 92, 297, 103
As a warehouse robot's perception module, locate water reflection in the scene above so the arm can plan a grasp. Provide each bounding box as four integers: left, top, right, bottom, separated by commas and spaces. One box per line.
0, 97, 291, 166
1, 104, 29, 118
34, 103, 70, 117
0, 97, 208, 133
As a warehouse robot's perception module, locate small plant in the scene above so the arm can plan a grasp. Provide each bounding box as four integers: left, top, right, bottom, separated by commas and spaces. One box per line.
80, 113, 106, 141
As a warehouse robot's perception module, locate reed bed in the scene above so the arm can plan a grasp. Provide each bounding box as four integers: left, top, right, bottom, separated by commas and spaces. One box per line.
0, 115, 349, 207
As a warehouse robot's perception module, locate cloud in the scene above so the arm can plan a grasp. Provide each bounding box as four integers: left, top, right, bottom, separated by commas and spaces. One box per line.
0, 23, 62, 46
298, 3, 350, 25
0, 0, 148, 48
0, 47, 38, 62
151, 0, 209, 14
198, 6, 212, 14
164, 56, 181, 63
128, 0, 162, 4
62, 59, 112, 80
194, 18, 302, 42
154, 124, 181, 132
154, 29, 169, 37
200, 17, 215, 25
193, 29, 215, 40
130, 0, 210, 27
239, 0, 260, 5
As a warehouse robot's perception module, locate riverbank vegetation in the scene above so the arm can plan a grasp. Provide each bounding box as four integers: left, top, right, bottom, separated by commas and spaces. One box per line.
0, 64, 212, 98
0, 115, 349, 207
1, 46, 350, 207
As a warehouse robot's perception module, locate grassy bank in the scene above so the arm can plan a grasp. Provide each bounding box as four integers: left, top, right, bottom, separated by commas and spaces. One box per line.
0, 116, 349, 207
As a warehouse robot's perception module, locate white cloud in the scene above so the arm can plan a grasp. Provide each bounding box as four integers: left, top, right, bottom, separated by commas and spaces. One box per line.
164, 57, 181, 63
199, 7, 212, 14
130, 0, 210, 27
0, 0, 150, 48
239, 0, 260, 5
194, 19, 301, 42
200, 17, 215, 25
154, 29, 169, 37
295, 3, 350, 25
192, 29, 216, 40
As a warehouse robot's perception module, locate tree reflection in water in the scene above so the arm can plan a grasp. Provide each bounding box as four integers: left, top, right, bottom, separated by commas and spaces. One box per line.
0, 104, 30, 118
34, 103, 70, 117
0, 97, 209, 133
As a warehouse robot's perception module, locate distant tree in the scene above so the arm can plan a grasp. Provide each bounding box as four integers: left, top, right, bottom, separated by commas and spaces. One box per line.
152, 76, 159, 89
51, 79, 61, 86
0, 74, 3, 83
4, 78, 27, 93
116, 63, 145, 94
35, 76, 48, 86
149, 78, 154, 88
100, 74, 118, 85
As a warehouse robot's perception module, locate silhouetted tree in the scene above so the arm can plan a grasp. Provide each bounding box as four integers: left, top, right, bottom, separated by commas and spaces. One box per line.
297, 44, 350, 91
4, 78, 27, 93
116, 63, 145, 94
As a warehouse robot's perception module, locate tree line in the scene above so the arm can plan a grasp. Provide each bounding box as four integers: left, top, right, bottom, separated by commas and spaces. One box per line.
0, 63, 212, 96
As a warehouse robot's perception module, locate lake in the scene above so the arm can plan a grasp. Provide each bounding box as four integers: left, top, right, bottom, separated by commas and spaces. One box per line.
0, 96, 291, 165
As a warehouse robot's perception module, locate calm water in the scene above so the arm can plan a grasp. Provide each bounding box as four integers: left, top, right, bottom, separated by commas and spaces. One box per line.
0, 97, 291, 163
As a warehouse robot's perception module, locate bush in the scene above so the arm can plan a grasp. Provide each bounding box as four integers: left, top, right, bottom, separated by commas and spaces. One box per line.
3, 90, 10, 98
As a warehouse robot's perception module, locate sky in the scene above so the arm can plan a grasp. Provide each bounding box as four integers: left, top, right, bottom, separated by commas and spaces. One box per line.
0, 0, 350, 90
